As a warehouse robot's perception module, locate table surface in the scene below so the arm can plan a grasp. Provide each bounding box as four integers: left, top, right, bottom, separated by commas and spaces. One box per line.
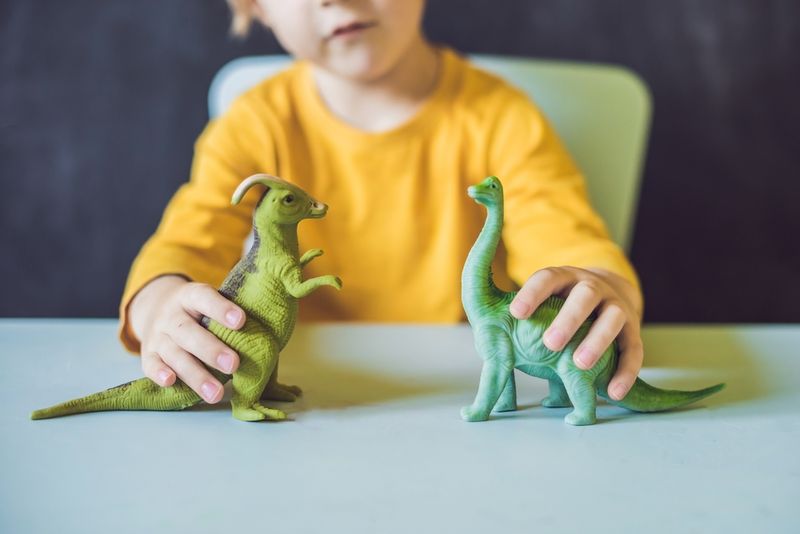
1, 319, 798, 534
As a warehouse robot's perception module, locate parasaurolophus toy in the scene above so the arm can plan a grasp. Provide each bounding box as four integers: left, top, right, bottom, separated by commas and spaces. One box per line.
32, 174, 342, 422
460, 176, 724, 426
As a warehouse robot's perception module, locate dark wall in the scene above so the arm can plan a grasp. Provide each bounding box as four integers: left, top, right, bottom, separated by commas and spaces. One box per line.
1, 0, 798, 322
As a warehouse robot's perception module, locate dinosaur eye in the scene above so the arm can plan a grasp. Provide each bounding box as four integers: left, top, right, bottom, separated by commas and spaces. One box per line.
283, 195, 295, 205
490, 184, 497, 189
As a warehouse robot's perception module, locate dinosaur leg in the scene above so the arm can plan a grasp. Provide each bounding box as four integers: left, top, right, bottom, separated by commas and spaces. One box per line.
493, 371, 517, 412
559, 371, 597, 426
261, 383, 301, 402
261, 362, 302, 402
542, 378, 572, 408
230, 334, 287, 422
461, 329, 514, 422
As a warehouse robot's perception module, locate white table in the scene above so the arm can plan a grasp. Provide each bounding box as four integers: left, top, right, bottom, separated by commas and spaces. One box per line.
1, 320, 798, 533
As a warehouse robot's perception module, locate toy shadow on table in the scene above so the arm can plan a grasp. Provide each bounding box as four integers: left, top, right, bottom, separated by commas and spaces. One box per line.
636, 327, 770, 409
249, 345, 463, 414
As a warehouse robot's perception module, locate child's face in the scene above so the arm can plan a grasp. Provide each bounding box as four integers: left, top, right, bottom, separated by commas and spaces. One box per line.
254, 0, 427, 81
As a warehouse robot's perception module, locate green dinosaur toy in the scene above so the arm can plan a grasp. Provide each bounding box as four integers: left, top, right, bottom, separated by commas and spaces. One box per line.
32, 174, 342, 422
460, 176, 724, 426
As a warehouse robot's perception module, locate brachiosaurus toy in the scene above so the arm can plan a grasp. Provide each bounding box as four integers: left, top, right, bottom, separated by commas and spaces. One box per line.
32, 174, 342, 422
460, 176, 724, 425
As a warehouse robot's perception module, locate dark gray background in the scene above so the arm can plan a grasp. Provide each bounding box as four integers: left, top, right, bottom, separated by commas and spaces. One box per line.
1, 0, 798, 322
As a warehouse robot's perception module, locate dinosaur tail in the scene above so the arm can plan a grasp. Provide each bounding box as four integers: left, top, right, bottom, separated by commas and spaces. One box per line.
30, 377, 203, 420
599, 377, 725, 413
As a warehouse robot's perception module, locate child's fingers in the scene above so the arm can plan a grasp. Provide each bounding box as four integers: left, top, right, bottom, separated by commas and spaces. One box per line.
510, 267, 572, 319
179, 282, 245, 329
141, 349, 176, 387
607, 325, 644, 400
542, 280, 603, 351
167, 314, 239, 375
154, 334, 225, 404
573, 303, 627, 369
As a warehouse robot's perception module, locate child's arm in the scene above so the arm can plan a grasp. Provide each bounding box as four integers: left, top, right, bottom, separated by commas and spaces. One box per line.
488, 87, 644, 400
119, 95, 278, 401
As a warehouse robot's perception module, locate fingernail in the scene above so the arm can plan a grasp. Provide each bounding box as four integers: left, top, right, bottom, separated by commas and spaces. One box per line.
575, 348, 592, 369
611, 382, 628, 400
225, 309, 242, 327
217, 353, 234, 374
157, 369, 172, 385
510, 301, 530, 317
201, 381, 220, 402
545, 328, 565, 350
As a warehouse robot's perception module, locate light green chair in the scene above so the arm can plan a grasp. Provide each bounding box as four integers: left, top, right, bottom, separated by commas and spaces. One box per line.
209, 54, 651, 252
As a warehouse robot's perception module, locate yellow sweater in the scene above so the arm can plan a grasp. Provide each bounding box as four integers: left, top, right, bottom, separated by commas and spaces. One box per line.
119, 48, 640, 353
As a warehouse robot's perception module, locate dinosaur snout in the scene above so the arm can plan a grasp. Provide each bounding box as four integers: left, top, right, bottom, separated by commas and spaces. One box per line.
467, 185, 491, 204
467, 176, 503, 205
308, 200, 328, 218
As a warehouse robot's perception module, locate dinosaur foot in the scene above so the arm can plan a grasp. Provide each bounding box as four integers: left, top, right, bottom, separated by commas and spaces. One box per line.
564, 410, 597, 426
461, 405, 491, 422
261, 383, 303, 402
541, 395, 572, 408
493, 400, 517, 412
232, 402, 288, 422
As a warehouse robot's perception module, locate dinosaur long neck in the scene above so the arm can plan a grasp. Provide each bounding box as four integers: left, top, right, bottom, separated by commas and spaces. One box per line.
462, 201, 505, 323
223, 222, 299, 313
247, 222, 301, 338
257, 223, 299, 264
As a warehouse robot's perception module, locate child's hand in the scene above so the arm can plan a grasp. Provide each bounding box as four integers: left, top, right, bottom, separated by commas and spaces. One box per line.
509, 267, 643, 401
128, 275, 245, 403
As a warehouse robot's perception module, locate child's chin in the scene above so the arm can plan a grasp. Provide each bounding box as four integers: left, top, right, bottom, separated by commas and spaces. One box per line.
324, 50, 393, 82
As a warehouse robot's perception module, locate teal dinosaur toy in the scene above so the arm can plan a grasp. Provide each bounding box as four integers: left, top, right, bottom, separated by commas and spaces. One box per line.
460, 176, 724, 426
32, 174, 342, 422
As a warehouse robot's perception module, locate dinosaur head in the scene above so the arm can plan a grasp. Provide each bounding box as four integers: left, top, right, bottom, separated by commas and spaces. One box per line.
231, 174, 328, 227
467, 176, 504, 207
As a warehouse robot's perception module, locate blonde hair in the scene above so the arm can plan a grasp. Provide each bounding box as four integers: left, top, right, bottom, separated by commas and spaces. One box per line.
226, 0, 256, 37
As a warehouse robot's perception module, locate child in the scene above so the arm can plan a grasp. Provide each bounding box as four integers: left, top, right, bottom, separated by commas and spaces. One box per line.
121, 0, 644, 407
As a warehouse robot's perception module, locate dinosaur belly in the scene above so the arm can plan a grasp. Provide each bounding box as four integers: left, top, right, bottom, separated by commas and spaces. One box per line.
239, 278, 298, 349
511, 319, 561, 367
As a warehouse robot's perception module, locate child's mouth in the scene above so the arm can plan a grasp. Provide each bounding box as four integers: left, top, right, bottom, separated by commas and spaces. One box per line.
330, 21, 377, 39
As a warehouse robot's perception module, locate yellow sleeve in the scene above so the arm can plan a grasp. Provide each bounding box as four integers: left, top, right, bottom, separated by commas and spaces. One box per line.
488, 88, 641, 295
118, 97, 277, 353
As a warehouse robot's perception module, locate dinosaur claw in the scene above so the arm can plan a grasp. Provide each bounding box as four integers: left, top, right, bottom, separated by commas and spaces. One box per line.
461, 405, 490, 422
